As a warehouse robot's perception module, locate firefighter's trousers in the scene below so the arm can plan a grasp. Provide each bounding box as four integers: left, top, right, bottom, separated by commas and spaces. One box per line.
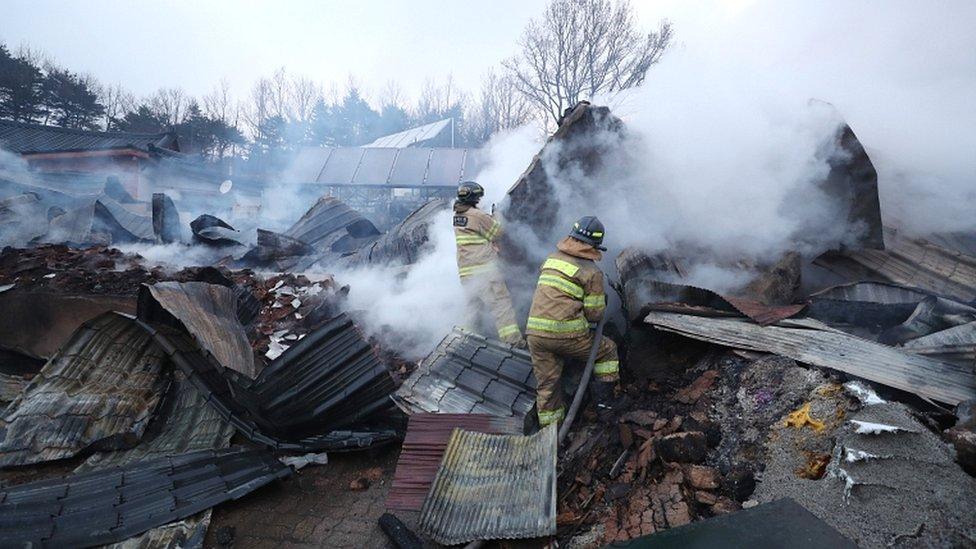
527, 332, 618, 426
460, 271, 524, 346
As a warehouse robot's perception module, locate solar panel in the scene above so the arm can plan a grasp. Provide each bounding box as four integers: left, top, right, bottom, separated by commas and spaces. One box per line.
389, 149, 432, 186
352, 148, 398, 185
426, 149, 466, 186
317, 148, 364, 185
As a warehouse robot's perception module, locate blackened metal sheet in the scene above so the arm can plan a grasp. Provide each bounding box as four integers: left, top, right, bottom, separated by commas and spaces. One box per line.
644, 311, 976, 405
76, 371, 234, 472
0, 371, 27, 403
393, 327, 536, 420
386, 413, 522, 512
0, 312, 167, 467
191, 266, 261, 326
284, 196, 380, 250
138, 282, 257, 378
0, 447, 291, 548
815, 229, 976, 303
808, 281, 934, 304
614, 498, 857, 549
138, 315, 398, 452
342, 199, 448, 268
418, 425, 557, 545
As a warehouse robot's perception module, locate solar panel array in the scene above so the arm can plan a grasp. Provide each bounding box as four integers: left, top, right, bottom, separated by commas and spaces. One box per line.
288, 146, 483, 188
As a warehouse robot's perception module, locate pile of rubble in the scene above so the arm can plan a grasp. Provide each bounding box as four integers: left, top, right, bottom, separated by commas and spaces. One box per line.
0, 101, 974, 548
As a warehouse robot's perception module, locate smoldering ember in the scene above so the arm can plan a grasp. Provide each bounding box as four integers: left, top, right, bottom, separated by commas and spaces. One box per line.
1, 1, 975, 548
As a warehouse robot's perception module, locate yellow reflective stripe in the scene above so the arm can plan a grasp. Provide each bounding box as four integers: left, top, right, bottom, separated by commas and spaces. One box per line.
498, 324, 520, 339
538, 274, 584, 299
594, 360, 619, 375
455, 234, 488, 245
458, 263, 493, 278
526, 316, 588, 333
538, 407, 566, 426
485, 221, 501, 242
541, 258, 579, 277
583, 294, 606, 309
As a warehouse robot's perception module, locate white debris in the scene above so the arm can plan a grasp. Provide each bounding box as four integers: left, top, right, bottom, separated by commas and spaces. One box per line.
844, 448, 885, 462
284, 333, 299, 341
304, 283, 323, 296
845, 381, 885, 406
265, 339, 289, 360
280, 452, 329, 470
276, 285, 296, 296
850, 420, 905, 434
295, 313, 303, 320
0, 283, 14, 293
272, 301, 283, 308
42, 273, 56, 279
272, 280, 284, 291
290, 298, 301, 309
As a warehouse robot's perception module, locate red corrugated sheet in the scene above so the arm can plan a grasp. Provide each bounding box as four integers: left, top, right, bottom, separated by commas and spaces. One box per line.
386, 414, 521, 512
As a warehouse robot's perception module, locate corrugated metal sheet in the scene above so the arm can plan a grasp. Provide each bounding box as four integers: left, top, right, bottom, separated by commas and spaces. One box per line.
0, 372, 27, 403
138, 282, 257, 378
644, 311, 976, 405
0, 312, 167, 467
283, 196, 380, 249
418, 424, 558, 545
76, 371, 234, 472
45, 195, 153, 245
393, 327, 536, 419
0, 119, 175, 154
139, 314, 398, 451
809, 281, 934, 304
341, 199, 447, 269
0, 447, 291, 548
386, 413, 522, 512
815, 230, 976, 303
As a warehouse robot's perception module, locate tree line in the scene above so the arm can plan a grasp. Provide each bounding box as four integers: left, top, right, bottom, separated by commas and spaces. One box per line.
0, 0, 671, 161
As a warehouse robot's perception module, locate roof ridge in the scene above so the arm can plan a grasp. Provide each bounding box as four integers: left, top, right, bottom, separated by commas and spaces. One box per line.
0, 118, 171, 139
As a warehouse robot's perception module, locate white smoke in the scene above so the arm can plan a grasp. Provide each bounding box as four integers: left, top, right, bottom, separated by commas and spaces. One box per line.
337, 209, 466, 358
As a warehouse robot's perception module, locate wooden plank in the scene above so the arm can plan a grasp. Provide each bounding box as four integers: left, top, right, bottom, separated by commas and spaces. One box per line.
644, 312, 976, 405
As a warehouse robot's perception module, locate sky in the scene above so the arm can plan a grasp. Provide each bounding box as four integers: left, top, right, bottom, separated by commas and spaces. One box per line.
1, 0, 705, 104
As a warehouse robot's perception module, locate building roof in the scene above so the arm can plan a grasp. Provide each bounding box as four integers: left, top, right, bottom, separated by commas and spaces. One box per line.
0, 119, 179, 155
365, 118, 452, 148
290, 146, 484, 188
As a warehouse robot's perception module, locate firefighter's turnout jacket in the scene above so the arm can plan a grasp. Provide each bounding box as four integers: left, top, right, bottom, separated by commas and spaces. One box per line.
453, 202, 524, 346
526, 236, 620, 426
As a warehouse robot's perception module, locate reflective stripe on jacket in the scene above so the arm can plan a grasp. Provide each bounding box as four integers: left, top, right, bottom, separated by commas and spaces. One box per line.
526, 236, 607, 339
454, 202, 502, 278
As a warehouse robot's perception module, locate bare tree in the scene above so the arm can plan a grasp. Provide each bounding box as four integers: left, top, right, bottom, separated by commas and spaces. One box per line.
148, 87, 188, 126
416, 75, 466, 122
97, 82, 135, 130
378, 80, 406, 109
203, 78, 234, 122
289, 74, 320, 124
467, 69, 534, 143
503, 0, 673, 124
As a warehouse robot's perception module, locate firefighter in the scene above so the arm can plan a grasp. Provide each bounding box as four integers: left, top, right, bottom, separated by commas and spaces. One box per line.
453, 181, 526, 347
526, 216, 619, 427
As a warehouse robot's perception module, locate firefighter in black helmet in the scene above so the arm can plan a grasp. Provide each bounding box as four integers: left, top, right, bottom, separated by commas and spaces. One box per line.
526, 215, 619, 426
453, 181, 525, 346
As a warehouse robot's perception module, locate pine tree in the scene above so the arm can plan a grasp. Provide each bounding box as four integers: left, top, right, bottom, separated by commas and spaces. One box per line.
0, 44, 45, 123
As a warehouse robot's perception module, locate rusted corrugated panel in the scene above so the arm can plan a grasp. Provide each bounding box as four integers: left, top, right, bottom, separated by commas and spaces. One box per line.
138, 281, 257, 378
386, 414, 522, 512
76, 371, 234, 472
393, 327, 536, 420
644, 311, 976, 405
0, 372, 27, 403
0, 447, 291, 547
418, 425, 557, 545
0, 312, 167, 467
816, 230, 976, 303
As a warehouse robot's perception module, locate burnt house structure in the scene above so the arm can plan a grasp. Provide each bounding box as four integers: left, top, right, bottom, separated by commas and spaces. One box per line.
0, 119, 180, 199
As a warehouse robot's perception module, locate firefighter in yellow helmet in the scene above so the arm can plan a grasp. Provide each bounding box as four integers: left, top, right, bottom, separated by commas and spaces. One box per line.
526, 216, 620, 427
453, 181, 526, 347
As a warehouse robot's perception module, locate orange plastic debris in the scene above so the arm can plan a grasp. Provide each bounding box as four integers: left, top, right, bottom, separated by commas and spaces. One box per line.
784, 402, 826, 433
